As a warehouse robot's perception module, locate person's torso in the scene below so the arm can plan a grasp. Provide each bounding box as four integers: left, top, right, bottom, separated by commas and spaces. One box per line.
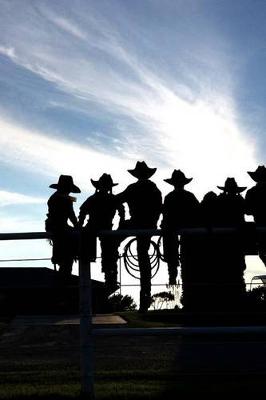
216, 193, 245, 226
81, 192, 118, 230
246, 185, 266, 223
162, 189, 199, 228
124, 180, 162, 227
47, 192, 74, 229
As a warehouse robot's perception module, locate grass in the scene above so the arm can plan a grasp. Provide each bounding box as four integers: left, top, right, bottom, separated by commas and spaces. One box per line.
117, 310, 180, 328
1, 311, 266, 398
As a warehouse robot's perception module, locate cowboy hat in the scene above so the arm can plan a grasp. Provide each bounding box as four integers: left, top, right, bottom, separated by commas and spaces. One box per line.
164, 169, 192, 186
91, 173, 118, 189
128, 161, 156, 179
49, 175, 81, 193
247, 165, 266, 182
217, 177, 246, 193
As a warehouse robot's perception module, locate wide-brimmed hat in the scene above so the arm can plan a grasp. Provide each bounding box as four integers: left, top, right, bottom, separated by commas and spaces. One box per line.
91, 173, 118, 189
247, 165, 266, 183
128, 161, 156, 179
49, 175, 81, 193
164, 169, 193, 186
217, 177, 246, 193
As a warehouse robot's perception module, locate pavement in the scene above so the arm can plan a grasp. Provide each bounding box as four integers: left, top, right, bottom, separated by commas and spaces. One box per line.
11, 314, 127, 326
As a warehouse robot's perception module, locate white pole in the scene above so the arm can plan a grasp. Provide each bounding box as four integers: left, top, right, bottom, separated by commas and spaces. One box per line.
79, 256, 95, 399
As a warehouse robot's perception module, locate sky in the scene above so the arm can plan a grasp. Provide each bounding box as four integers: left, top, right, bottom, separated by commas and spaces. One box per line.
0, 0, 266, 288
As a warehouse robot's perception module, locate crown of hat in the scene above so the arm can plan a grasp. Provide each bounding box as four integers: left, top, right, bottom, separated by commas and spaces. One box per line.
128, 161, 156, 179
217, 177, 246, 193
164, 169, 192, 186
91, 173, 118, 189
98, 173, 114, 186
224, 178, 238, 188
248, 165, 266, 182
49, 175, 81, 193
57, 175, 74, 186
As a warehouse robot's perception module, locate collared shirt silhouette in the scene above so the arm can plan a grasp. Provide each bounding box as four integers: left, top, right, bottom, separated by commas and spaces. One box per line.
245, 165, 266, 266
162, 170, 199, 230
118, 162, 162, 229
161, 169, 200, 306
46, 175, 80, 278
79, 173, 124, 293
117, 161, 162, 312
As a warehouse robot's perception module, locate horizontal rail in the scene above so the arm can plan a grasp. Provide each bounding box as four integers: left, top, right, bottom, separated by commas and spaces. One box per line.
0, 257, 51, 262
0, 224, 265, 240
93, 325, 266, 336
0, 232, 50, 240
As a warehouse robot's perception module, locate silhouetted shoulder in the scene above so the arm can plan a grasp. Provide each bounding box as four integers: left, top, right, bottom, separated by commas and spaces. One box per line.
164, 189, 199, 204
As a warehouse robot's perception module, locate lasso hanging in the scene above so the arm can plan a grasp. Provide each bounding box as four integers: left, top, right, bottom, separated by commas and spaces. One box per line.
122, 236, 165, 279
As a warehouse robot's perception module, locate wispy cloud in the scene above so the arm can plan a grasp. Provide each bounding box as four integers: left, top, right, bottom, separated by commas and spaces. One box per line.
0, 117, 133, 191
0, 45, 16, 60
51, 16, 87, 40
0, 191, 44, 207
0, 1, 259, 198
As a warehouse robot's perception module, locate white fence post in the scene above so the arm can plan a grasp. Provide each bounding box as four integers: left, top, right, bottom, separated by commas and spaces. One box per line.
79, 256, 95, 399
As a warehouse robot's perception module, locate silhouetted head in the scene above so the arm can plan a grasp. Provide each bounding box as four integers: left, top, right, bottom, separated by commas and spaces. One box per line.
202, 191, 217, 203
49, 175, 81, 193
91, 173, 118, 193
164, 169, 192, 189
217, 177, 246, 194
248, 165, 266, 183
128, 161, 156, 180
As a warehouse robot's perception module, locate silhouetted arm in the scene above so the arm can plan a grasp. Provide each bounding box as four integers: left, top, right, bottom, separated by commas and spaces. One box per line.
244, 190, 254, 215
68, 203, 78, 228
78, 198, 91, 227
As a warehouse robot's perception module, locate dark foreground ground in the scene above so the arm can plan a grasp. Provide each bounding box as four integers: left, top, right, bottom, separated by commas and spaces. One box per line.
1, 312, 266, 399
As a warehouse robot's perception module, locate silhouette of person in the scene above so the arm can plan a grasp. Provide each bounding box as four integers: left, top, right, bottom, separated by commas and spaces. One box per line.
117, 161, 162, 312
45, 175, 80, 278
215, 177, 247, 309
79, 174, 125, 293
245, 165, 266, 266
199, 190, 219, 310
161, 169, 200, 309
201, 191, 218, 227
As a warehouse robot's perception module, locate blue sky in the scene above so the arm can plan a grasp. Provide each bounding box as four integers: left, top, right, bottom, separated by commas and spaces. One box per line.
0, 0, 266, 283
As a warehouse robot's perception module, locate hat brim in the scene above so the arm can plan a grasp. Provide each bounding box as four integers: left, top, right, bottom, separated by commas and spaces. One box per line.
91, 179, 118, 189
128, 168, 156, 179
247, 171, 266, 183
49, 183, 81, 193
217, 185, 246, 193
164, 177, 192, 186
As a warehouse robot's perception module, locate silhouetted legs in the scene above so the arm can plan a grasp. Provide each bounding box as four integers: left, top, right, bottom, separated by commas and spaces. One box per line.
163, 233, 179, 285
137, 236, 152, 313
257, 233, 266, 267
100, 236, 120, 293
51, 229, 77, 280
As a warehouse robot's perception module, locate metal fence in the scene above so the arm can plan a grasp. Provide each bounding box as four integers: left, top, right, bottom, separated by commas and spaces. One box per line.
1, 226, 266, 398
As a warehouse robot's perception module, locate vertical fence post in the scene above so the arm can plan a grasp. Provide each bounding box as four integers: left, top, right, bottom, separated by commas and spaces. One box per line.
79, 255, 95, 399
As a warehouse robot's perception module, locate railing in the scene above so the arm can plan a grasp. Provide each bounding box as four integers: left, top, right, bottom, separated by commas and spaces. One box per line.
1, 225, 266, 398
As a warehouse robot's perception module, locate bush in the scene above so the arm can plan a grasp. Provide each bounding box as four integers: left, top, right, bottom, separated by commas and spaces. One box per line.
107, 293, 137, 312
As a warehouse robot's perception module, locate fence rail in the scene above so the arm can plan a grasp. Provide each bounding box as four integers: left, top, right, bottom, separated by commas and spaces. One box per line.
1, 226, 266, 398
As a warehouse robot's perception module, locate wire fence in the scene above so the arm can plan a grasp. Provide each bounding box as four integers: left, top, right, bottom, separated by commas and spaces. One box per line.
1, 227, 266, 397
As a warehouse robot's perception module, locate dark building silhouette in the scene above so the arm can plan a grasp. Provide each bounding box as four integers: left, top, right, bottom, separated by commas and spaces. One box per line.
0, 267, 105, 314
